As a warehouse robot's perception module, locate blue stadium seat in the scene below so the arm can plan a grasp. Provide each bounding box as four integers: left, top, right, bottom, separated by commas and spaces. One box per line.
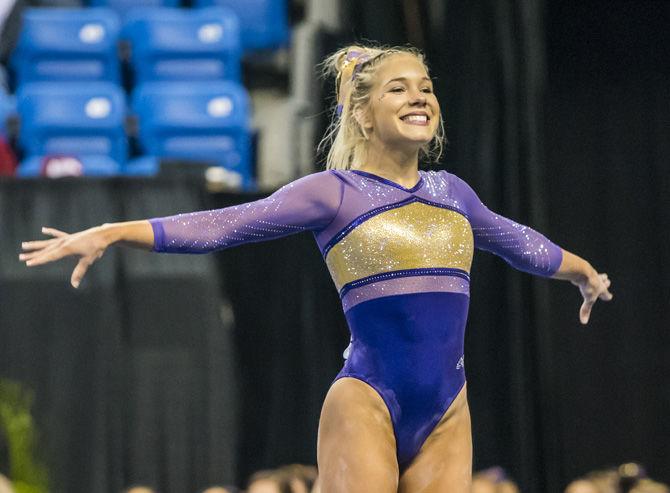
132, 81, 251, 183
194, 0, 289, 51
11, 8, 121, 85
87, 0, 179, 19
17, 82, 127, 170
124, 7, 241, 84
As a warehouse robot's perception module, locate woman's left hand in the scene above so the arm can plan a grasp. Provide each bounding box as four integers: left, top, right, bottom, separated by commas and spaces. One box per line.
572, 271, 613, 324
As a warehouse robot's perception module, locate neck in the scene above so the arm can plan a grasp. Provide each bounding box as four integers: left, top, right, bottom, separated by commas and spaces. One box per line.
356, 139, 420, 186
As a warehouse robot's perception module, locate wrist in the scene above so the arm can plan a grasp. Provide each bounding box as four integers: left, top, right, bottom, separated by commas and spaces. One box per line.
575, 261, 597, 284
98, 223, 122, 248
554, 249, 596, 283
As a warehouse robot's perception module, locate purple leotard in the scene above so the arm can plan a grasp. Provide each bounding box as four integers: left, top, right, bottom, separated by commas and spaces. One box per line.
149, 169, 563, 469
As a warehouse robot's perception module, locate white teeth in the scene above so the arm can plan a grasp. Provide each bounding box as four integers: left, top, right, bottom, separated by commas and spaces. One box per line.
403, 115, 428, 123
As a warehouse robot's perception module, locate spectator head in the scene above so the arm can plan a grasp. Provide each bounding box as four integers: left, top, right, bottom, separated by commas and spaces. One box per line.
565, 480, 601, 493
122, 485, 158, 493
472, 467, 520, 493
564, 469, 620, 493
201, 487, 239, 493
277, 464, 318, 493
617, 463, 669, 493
630, 480, 670, 493
247, 469, 292, 493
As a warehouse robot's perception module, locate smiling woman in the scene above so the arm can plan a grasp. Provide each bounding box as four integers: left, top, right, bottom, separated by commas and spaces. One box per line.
319, 46, 445, 186
19, 43, 612, 493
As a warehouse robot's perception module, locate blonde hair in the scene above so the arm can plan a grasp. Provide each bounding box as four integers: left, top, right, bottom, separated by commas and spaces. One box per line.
318, 44, 446, 170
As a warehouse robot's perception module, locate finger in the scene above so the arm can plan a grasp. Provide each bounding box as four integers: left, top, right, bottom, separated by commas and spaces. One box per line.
599, 288, 613, 301
71, 257, 92, 289
580, 300, 594, 325
23, 239, 64, 262
19, 249, 49, 262
25, 244, 72, 267
42, 227, 69, 238
21, 238, 60, 252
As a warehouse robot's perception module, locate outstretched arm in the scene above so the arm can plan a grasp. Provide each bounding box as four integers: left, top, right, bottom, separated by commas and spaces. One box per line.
20, 221, 154, 288
20, 171, 343, 288
453, 174, 612, 324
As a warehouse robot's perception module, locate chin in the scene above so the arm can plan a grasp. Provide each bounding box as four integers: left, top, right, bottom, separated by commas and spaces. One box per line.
400, 133, 434, 146
397, 126, 436, 144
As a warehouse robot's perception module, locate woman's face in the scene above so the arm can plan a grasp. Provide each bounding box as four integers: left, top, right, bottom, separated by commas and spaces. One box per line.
362, 53, 440, 151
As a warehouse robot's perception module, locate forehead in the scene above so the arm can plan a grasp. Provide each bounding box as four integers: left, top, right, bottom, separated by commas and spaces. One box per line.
374, 53, 429, 85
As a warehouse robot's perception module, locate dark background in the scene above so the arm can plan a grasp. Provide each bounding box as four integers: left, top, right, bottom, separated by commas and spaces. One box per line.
1, 1, 668, 492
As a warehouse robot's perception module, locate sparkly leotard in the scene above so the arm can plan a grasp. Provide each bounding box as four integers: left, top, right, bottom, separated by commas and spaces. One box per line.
149, 169, 563, 469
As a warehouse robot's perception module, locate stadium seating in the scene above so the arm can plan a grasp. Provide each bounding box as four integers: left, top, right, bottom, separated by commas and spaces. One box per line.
131, 80, 251, 184
11, 8, 121, 85
87, 0, 180, 19
16, 82, 126, 176
124, 7, 241, 84
7, 1, 291, 182
194, 0, 289, 52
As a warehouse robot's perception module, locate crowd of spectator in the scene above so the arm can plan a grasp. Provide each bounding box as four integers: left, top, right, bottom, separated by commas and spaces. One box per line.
118, 464, 318, 493
565, 463, 669, 493
2, 462, 668, 493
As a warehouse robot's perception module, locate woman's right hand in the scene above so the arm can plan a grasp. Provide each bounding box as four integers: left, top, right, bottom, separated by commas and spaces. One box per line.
19, 226, 111, 288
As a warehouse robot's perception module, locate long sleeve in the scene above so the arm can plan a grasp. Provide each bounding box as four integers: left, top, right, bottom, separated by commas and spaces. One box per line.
452, 174, 563, 277
150, 170, 343, 254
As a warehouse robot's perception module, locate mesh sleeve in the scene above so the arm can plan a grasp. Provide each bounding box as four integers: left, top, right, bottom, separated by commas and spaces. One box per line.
149, 170, 343, 254
452, 174, 563, 277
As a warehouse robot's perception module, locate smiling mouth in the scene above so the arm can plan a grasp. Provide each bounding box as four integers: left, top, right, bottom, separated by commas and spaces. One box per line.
400, 114, 430, 126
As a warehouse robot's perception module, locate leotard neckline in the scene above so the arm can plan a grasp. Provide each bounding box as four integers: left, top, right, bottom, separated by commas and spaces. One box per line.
349, 169, 424, 193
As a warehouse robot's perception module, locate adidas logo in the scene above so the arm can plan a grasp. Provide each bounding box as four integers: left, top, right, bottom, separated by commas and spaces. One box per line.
456, 355, 465, 370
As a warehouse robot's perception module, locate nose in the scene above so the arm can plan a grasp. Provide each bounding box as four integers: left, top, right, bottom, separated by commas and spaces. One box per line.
409, 89, 427, 106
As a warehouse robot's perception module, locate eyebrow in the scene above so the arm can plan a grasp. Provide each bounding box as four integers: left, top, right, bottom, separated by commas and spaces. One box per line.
384, 76, 432, 86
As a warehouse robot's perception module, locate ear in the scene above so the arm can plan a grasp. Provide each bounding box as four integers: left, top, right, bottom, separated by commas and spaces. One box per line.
353, 105, 373, 135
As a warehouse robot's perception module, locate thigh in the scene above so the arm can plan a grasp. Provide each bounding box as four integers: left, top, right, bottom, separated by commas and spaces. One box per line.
398, 384, 472, 493
317, 377, 399, 493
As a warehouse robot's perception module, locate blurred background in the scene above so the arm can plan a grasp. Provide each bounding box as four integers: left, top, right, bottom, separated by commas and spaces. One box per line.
0, 0, 668, 492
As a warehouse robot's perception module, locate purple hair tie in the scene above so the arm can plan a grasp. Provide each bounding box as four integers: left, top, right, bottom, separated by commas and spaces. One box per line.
336, 50, 371, 117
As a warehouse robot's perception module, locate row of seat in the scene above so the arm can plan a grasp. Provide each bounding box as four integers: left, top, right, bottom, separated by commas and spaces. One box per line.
89, 0, 287, 49
4, 1, 289, 184
7, 81, 251, 185
87, 0, 289, 51
11, 7, 267, 87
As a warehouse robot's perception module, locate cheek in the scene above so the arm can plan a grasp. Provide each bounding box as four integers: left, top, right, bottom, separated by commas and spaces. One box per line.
430, 97, 441, 116
371, 101, 401, 130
